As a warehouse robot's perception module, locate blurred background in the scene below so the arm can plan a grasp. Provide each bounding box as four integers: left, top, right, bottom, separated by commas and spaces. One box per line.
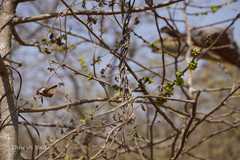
9, 0, 240, 159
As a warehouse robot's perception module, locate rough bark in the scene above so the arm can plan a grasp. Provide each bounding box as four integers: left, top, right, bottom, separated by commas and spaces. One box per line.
0, 0, 19, 159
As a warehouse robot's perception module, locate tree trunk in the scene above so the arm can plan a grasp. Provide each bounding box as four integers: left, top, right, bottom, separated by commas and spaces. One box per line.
0, 0, 19, 159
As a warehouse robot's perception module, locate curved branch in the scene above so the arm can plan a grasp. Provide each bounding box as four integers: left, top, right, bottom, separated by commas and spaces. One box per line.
13, 0, 184, 24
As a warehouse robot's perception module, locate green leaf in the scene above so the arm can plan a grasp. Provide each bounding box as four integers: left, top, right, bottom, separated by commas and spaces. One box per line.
175, 71, 184, 86
176, 71, 183, 78
55, 45, 66, 52
68, 44, 76, 50
156, 96, 167, 105
210, 5, 221, 13
143, 76, 154, 84
175, 77, 184, 86
149, 41, 160, 52
79, 56, 89, 73
191, 47, 201, 56
87, 74, 94, 80
79, 118, 87, 125
188, 60, 198, 70
163, 82, 175, 96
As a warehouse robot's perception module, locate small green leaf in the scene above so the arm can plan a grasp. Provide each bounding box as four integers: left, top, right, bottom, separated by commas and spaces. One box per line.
68, 44, 76, 50
210, 5, 221, 13
79, 118, 87, 125
163, 82, 175, 96
191, 47, 201, 56
175, 71, 184, 86
55, 45, 65, 52
143, 77, 154, 84
87, 74, 94, 80
79, 56, 89, 73
176, 71, 183, 78
156, 96, 167, 105
149, 41, 160, 52
188, 60, 198, 70
175, 77, 184, 86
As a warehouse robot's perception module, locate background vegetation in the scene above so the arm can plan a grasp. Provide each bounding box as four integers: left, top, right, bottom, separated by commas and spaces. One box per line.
1, 0, 240, 160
